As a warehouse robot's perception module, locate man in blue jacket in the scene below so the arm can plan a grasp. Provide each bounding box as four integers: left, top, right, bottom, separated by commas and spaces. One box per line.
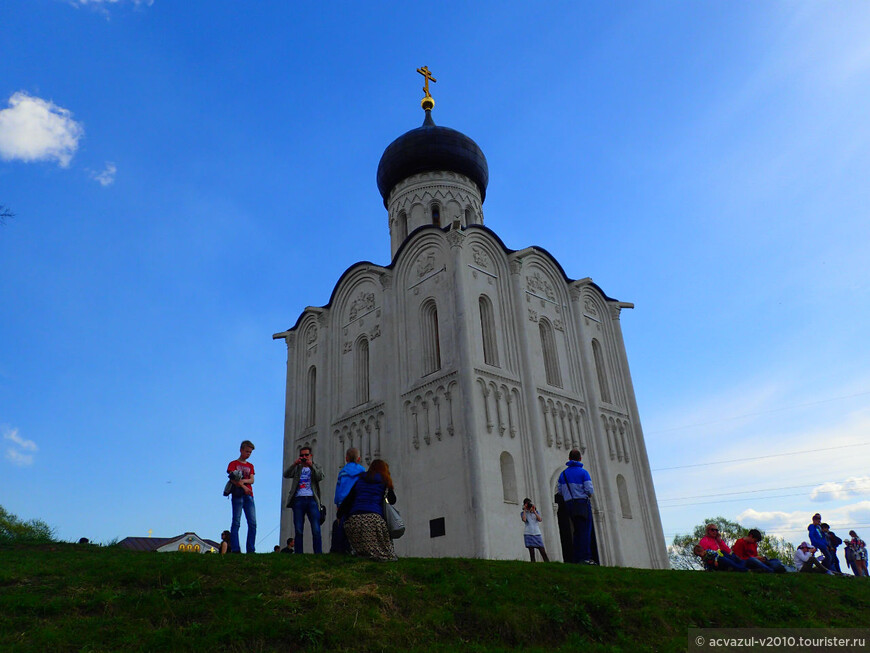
331, 447, 366, 553
556, 449, 595, 565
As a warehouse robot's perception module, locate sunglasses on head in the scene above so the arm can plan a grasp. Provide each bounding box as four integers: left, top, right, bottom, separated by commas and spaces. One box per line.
708, 528, 719, 533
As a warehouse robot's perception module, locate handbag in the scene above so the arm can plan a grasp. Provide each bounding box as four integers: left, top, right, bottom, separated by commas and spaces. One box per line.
384, 502, 405, 539
319, 504, 327, 525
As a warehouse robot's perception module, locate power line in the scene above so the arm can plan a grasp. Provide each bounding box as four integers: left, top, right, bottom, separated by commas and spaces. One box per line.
647, 390, 870, 435
658, 477, 870, 502
659, 486, 870, 509
256, 524, 279, 547
652, 442, 870, 472
663, 523, 870, 539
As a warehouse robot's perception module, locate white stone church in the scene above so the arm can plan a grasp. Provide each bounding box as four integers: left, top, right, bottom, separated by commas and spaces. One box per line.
274, 77, 668, 568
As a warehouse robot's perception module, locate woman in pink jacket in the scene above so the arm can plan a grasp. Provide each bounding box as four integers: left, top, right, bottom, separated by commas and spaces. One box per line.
698, 523, 747, 572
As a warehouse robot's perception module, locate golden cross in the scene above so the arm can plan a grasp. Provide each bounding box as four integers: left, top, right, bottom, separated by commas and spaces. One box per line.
417, 66, 437, 98
147, 529, 152, 538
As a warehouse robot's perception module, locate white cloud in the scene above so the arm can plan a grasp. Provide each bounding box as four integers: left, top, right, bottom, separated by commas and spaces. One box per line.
738, 501, 870, 544
6, 448, 35, 467
91, 162, 117, 186
810, 476, 870, 502
3, 427, 38, 467
4, 428, 37, 451
0, 92, 83, 167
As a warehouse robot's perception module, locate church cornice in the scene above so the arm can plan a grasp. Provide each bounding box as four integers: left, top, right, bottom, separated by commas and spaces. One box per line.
332, 402, 386, 429
402, 370, 458, 400
536, 386, 585, 406
273, 224, 623, 338
474, 368, 521, 388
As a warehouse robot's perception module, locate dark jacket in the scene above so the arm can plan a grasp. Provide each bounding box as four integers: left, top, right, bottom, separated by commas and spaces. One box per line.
339, 473, 396, 518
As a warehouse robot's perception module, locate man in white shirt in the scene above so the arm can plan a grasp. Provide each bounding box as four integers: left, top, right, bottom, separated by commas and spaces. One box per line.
284, 446, 325, 554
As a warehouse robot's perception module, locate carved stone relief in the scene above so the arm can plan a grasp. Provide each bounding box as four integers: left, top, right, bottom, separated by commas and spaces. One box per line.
526, 272, 555, 300
349, 292, 375, 320
472, 246, 490, 268
416, 252, 436, 278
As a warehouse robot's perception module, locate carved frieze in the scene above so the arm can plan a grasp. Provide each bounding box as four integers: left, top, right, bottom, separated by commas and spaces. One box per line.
472, 246, 489, 268
416, 252, 436, 278
526, 272, 555, 300
349, 292, 376, 321
584, 298, 598, 316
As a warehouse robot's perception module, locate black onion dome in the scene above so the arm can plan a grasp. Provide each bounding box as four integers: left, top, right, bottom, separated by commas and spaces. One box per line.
376, 110, 489, 207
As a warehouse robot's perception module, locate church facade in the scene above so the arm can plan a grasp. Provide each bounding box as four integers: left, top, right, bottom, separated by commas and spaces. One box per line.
274, 80, 667, 567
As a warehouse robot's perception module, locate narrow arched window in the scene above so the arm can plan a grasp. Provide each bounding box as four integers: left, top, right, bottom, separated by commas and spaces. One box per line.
431, 204, 441, 228
465, 207, 472, 226
306, 366, 317, 427
355, 337, 369, 405
397, 211, 408, 243
592, 339, 611, 403
539, 319, 562, 388
479, 295, 499, 367
421, 299, 441, 375
500, 452, 517, 503
617, 474, 632, 519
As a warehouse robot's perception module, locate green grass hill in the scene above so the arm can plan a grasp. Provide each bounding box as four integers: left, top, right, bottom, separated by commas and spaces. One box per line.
3, 543, 869, 652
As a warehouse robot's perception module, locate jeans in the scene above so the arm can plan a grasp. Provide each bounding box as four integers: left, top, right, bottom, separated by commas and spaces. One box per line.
816, 546, 833, 570
710, 553, 747, 572
292, 496, 322, 554
230, 494, 256, 553
744, 557, 785, 573
568, 500, 593, 563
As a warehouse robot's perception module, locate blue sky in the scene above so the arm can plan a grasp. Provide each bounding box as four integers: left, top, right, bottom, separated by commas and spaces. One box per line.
2, 1, 868, 554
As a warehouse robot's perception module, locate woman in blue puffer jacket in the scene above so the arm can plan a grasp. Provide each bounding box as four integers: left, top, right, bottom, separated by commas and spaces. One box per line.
339, 459, 398, 561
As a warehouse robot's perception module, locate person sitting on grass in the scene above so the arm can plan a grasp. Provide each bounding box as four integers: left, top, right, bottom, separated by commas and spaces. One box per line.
731, 529, 786, 573
794, 542, 832, 574
698, 523, 747, 571
693, 543, 721, 569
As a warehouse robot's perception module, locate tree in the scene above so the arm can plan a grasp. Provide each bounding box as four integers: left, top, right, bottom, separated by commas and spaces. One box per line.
0, 204, 13, 225
669, 516, 795, 570
0, 505, 56, 543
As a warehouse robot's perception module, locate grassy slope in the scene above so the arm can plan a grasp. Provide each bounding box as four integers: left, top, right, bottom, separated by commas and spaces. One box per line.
2, 543, 869, 652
